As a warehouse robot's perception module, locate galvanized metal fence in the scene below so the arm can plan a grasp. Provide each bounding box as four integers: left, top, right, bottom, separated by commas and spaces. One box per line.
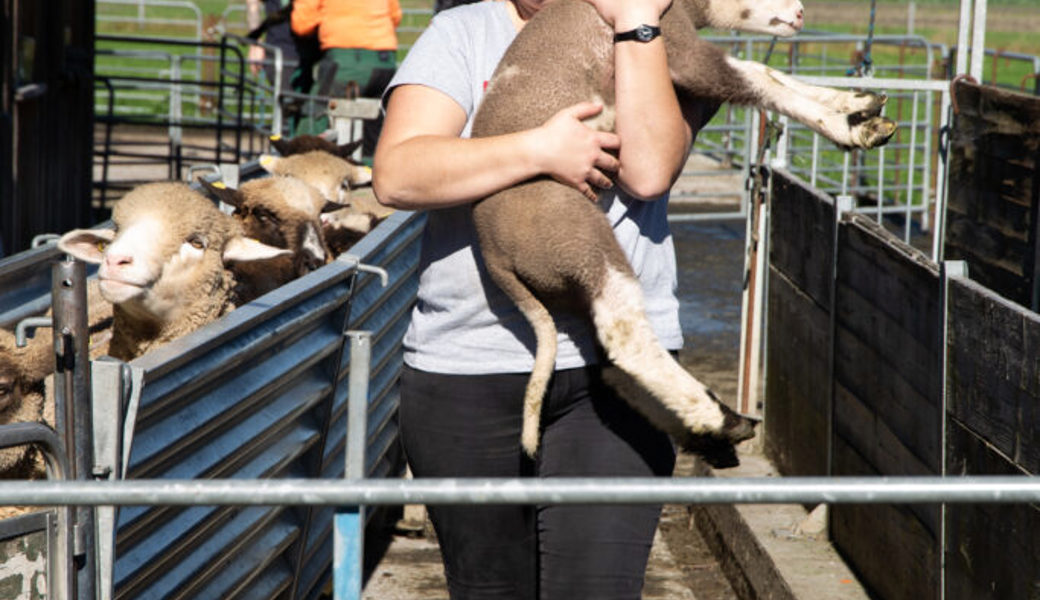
0, 189, 424, 599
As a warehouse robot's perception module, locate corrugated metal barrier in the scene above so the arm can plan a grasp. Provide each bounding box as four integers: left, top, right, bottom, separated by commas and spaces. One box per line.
0, 205, 425, 599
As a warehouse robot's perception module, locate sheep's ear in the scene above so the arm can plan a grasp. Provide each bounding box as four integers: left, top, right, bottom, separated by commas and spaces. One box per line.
334, 140, 363, 160
223, 236, 293, 263
198, 179, 242, 209
269, 135, 291, 156
58, 228, 116, 264
321, 199, 348, 213
258, 154, 281, 174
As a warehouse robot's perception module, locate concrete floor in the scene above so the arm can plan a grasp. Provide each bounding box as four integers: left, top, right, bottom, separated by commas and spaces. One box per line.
359, 157, 870, 598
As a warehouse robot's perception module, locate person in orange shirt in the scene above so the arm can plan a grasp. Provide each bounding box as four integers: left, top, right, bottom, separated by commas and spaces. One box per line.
292, 0, 402, 162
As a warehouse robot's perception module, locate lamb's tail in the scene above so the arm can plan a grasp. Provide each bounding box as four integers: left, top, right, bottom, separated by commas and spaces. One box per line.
485, 264, 556, 457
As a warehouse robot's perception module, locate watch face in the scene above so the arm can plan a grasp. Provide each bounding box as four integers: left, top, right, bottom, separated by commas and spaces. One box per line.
636, 25, 653, 42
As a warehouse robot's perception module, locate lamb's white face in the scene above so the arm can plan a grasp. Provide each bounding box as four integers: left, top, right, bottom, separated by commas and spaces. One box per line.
709, 0, 804, 37
59, 215, 217, 322
58, 183, 292, 326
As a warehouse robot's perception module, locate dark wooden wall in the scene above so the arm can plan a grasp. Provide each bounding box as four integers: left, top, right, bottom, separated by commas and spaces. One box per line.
766, 162, 1040, 599
0, 0, 95, 257
944, 80, 1040, 311
765, 173, 834, 477
945, 277, 1040, 600
829, 216, 942, 600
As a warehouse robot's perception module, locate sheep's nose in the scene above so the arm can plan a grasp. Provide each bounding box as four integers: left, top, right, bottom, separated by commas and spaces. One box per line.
300, 255, 324, 273
104, 252, 133, 269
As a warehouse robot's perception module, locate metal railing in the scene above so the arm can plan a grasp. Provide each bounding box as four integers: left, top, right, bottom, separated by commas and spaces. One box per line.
97, 0, 204, 40
2, 475, 1040, 507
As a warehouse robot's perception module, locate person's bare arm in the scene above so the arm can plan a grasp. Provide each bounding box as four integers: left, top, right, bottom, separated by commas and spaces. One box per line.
373, 84, 621, 210
245, 0, 264, 75
245, 0, 262, 29
586, 0, 692, 200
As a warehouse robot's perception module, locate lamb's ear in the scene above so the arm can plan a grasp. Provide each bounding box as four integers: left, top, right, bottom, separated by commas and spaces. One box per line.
198, 179, 242, 209
223, 236, 293, 263
258, 154, 282, 174
321, 199, 348, 213
269, 135, 291, 156
58, 228, 116, 264
334, 139, 363, 160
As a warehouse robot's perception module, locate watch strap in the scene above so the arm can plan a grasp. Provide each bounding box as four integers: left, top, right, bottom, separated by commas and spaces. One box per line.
613, 24, 661, 43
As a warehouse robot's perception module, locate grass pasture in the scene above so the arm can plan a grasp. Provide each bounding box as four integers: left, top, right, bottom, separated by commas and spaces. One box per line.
93, 0, 1040, 209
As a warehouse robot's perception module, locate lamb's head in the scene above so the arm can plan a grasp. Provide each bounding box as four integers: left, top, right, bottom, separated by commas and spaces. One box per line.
201, 176, 332, 275
0, 328, 52, 478
57, 182, 290, 328
259, 150, 372, 205
0, 329, 50, 422
691, 0, 804, 36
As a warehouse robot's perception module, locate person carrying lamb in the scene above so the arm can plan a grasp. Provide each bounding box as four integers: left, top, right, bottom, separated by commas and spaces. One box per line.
371, 0, 719, 596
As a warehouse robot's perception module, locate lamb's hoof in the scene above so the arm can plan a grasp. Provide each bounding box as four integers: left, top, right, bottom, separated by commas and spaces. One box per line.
845, 91, 887, 119
847, 116, 898, 150
679, 434, 741, 469
713, 396, 759, 444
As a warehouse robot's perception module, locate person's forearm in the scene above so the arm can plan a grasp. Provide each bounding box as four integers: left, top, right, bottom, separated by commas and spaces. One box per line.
612, 12, 691, 199
245, 0, 262, 30
374, 131, 547, 210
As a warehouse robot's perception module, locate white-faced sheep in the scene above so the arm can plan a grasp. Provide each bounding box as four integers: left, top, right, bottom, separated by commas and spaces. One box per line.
259, 151, 393, 255
57, 182, 290, 362
199, 175, 334, 299
468, 0, 897, 463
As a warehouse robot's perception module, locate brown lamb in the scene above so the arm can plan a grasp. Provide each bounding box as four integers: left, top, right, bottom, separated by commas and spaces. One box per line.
470, 0, 896, 462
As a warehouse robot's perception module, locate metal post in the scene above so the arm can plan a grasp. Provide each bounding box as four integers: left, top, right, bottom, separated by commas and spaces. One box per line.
938, 260, 967, 600
827, 195, 855, 478
931, 89, 954, 263
271, 46, 284, 136
91, 359, 129, 600
334, 331, 372, 600
969, 0, 987, 82
51, 258, 97, 600
955, 0, 972, 76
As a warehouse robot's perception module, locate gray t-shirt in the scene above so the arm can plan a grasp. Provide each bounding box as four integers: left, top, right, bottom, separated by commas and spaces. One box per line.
385, 1, 682, 374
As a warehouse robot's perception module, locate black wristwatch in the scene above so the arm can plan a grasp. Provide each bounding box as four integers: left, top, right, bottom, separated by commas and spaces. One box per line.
613, 24, 661, 43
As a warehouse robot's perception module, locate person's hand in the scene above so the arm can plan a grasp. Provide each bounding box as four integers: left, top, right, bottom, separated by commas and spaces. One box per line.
534, 102, 620, 201
248, 46, 265, 76
583, 0, 671, 29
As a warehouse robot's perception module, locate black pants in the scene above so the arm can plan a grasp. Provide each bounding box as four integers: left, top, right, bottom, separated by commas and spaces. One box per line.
399, 364, 676, 600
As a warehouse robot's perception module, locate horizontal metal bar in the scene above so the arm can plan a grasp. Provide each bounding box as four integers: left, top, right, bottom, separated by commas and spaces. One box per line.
792, 75, 950, 92
668, 211, 746, 222
0, 476, 1038, 506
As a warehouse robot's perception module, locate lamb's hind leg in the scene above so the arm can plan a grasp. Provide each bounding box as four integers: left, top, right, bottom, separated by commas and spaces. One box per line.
725, 56, 896, 149
484, 262, 558, 457
591, 263, 756, 447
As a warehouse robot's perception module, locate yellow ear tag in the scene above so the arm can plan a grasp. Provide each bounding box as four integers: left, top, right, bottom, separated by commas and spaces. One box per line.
259, 155, 275, 168
213, 181, 227, 189
269, 134, 282, 141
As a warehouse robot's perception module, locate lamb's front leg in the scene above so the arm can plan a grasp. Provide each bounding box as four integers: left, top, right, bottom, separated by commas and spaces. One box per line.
750, 64, 887, 117
725, 56, 897, 149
